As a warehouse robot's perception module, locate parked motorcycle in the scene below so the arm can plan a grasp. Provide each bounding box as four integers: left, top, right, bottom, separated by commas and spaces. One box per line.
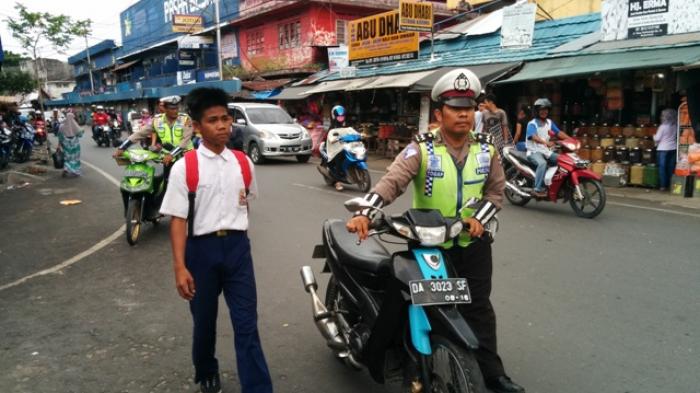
115, 145, 170, 245
93, 125, 113, 147
0, 123, 13, 169
301, 197, 496, 393
317, 127, 371, 192
502, 138, 606, 218
12, 124, 35, 163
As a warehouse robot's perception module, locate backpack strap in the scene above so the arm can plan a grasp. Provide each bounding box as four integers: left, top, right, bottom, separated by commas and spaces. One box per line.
184, 150, 199, 237
231, 149, 252, 192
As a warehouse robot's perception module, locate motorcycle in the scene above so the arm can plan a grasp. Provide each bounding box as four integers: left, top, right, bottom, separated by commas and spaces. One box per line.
33, 119, 47, 145
317, 127, 371, 192
301, 197, 497, 393
115, 145, 170, 245
12, 124, 35, 163
502, 138, 606, 218
93, 124, 113, 147
0, 123, 13, 169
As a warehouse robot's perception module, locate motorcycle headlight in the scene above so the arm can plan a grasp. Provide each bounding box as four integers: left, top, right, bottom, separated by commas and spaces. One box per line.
129, 151, 149, 163
449, 221, 463, 239
414, 226, 447, 246
392, 221, 416, 239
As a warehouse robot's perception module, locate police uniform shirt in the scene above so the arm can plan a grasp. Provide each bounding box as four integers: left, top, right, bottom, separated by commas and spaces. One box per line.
127, 113, 194, 150
159, 145, 258, 236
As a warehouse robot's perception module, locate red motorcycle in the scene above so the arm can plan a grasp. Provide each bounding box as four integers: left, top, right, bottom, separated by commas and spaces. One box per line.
502, 138, 606, 218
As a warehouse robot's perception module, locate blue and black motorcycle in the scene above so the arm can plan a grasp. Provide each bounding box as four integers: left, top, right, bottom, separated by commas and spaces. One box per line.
317, 127, 371, 192
301, 198, 497, 393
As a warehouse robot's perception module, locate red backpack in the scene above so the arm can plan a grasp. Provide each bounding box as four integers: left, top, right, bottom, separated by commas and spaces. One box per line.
184, 149, 252, 236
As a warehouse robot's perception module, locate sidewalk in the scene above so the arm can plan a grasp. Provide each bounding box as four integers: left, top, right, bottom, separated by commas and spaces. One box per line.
361, 152, 700, 212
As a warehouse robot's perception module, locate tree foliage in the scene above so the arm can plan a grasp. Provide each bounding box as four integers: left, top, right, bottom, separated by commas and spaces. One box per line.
0, 70, 36, 95
1, 51, 28, 68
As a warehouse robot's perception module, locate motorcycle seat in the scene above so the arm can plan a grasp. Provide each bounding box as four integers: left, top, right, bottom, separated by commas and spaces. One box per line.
325, 219, 392, 275
505, 148, 539, 169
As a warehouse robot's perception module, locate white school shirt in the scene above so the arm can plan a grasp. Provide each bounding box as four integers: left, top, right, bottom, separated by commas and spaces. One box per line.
160, 145, 258, 236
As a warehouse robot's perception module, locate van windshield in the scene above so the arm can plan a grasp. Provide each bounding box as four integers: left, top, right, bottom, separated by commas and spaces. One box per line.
246, 107, 294, 124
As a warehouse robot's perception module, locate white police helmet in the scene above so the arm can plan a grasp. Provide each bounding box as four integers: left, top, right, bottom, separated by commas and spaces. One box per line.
159, 95, 181, 106
431, 68, 482, 108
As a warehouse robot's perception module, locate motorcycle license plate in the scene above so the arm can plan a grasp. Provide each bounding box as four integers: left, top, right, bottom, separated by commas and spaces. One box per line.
124, 170, 148, 178
409, 278, 471, 306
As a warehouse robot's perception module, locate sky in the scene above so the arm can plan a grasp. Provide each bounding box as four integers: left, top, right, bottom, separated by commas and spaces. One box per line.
1, 0, 136, 61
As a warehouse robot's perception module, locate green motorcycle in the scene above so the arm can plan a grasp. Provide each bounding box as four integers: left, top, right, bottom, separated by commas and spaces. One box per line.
115, 147, 169, 245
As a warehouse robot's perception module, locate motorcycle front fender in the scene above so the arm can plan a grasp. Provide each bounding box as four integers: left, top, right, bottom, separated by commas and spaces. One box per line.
571, 169, 602, 183
426, 306, 479, 350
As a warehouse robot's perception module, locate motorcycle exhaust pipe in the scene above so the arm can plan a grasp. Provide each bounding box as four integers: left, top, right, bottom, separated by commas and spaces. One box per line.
506, 181, 532, 198
300, 266, 346, 350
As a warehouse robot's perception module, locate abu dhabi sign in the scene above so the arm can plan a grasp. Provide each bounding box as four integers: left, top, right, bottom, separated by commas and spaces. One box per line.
601, 0, 700, 41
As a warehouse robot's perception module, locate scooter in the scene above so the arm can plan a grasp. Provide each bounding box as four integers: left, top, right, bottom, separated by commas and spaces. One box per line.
12, 123, 35, 163
502, 138, 606, 218
0, 122, 13, 169
317, 127, 371, 192
93, 124, 112, 147
301, 197, 498, 393
115, 145, 170, 245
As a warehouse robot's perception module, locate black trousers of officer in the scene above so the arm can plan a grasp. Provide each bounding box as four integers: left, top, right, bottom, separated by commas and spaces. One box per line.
445, 240, 505, 380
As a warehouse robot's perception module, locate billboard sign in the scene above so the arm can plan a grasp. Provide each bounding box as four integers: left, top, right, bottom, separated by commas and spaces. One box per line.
328, 45, 349, 72
500, 2, 537, 48
399, 0, 433, 33
348, 10, 419, 66
172, 14, 203, 33
601, 0, 700, 41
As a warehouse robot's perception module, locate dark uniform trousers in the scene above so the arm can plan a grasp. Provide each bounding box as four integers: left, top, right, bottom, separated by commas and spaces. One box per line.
185, 231, 273, 393
445, 240, 505, 380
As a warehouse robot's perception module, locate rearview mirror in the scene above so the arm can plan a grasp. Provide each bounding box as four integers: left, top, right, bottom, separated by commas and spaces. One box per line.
236, 118, 246, 125
344, 197, 372, 213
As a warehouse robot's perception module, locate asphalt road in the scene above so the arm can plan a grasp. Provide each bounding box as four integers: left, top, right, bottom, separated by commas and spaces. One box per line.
0, 133, 698, 393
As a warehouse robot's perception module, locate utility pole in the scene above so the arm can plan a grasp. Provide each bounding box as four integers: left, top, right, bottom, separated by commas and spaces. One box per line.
215, 0, 223, 81
84, 35, 95, 94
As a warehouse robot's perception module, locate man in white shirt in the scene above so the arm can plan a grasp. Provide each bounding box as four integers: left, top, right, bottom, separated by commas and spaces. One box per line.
525, 98, 570, 197
160, 87, 272, 393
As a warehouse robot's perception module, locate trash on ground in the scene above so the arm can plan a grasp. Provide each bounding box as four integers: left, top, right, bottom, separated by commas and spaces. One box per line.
59, 199, 82, 206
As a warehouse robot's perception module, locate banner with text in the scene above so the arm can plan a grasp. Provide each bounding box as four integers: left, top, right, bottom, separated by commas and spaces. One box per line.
601, 0, 700, 41
349, 10, 419, 66
500, 2, 537, 48
399, 0, 433, 33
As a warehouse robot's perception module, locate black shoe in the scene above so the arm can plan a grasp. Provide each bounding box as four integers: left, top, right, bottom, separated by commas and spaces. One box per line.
486, 375, 525, 393
199, 373, 221, 393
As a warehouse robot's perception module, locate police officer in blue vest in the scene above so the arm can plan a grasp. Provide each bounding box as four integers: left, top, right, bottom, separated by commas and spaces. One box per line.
347, 69, 525, 393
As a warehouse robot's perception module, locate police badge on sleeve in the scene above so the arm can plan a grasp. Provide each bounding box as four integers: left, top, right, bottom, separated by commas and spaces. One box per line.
427, 155, 445, 178
475, 152, 491, 175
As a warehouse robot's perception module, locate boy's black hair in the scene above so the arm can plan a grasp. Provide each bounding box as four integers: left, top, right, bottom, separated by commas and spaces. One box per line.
186, 87, 230, 122
483, 93, 497, 103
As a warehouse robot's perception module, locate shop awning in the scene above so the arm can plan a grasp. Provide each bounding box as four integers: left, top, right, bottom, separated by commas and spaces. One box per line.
273, 86, 315, 100
114, 60, 140, 72
498, 46, 700, 84
302, 77, 377, 95
410, 62, 521, 92
353, 70, 436, 91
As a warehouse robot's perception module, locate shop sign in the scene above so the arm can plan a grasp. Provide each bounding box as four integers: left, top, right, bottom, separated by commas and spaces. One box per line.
172, 14, 203, 33
328, 45, 349, 72
221, 31, 238, 59
178, 35, 213, 49
348, 10, 419, 66
601, 0, 700, 41
500, 2, 537, 48
399, 0, 433, 33
339, 66, 357, 78
177, 70, 196, 85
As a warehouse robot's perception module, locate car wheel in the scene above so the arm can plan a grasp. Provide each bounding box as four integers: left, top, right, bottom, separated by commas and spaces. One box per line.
296, 154, 311, 163
248, 142, 265, 164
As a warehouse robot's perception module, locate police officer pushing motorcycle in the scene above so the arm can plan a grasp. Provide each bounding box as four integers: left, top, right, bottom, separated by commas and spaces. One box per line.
347, 69, 525, 393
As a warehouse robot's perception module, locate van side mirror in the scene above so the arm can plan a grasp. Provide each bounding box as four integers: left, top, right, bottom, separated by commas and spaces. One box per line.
236, 118, 247, 125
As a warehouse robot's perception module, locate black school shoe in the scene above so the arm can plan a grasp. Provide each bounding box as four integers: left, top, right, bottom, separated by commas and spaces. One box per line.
199, 373, 221, 393
486, 375, 525, 393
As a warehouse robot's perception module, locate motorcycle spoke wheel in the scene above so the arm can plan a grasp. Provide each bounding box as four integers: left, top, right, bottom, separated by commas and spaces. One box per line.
504, 167, 531, 207
126, 199, 142, 246
428, 336, 486, 393
350, 167, 371, 193
569, 179, 606, 218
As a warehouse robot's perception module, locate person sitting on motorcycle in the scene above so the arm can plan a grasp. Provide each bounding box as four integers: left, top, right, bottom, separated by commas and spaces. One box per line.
525, 98, 570, 198
323, 105, 348, 191
114, 96, 194, 167
347, 68, 525, 393
92, 106, 110, 139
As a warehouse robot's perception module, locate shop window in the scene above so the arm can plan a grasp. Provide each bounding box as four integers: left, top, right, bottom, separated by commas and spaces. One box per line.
336, 20, 347, 45
278, 21, 301, 49
247, 30, 265, 56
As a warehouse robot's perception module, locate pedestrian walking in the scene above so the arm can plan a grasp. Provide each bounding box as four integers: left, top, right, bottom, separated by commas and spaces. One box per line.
654, 108, 678, 191
481, 93, 511, 155
512, 105, 529, 151
159, 87, 273, 393
56, 112, 83, 177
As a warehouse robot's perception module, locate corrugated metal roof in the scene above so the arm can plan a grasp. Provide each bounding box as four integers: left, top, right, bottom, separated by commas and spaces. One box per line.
322, 13, 601, 81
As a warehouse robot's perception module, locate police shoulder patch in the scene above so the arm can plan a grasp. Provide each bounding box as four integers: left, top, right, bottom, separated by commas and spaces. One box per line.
473, 132, 494, 145
414, 132, 434, 144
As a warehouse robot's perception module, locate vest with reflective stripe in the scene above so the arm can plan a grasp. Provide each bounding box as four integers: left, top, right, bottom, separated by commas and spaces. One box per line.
154, 113, 192, 149
413, 137, 494, 248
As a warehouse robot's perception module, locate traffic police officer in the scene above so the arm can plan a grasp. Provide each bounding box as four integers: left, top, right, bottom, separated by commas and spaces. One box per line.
347, 69, 525, 393
114, 95, 194, 165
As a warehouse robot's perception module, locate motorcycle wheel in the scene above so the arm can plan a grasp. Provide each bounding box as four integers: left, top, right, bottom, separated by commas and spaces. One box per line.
569, 178, 606, 219
423, 335, 486, 393
296, 154, 311, 163
248, 142, 265, 164
126, 198, 142, 246
504, 167, 531, 207
325, 277, 362, 370
350, 167, 371, 193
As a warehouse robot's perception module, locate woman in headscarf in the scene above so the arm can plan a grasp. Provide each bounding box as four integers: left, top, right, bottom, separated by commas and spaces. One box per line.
57, 112, 83, 177
654, 108, 678, 191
